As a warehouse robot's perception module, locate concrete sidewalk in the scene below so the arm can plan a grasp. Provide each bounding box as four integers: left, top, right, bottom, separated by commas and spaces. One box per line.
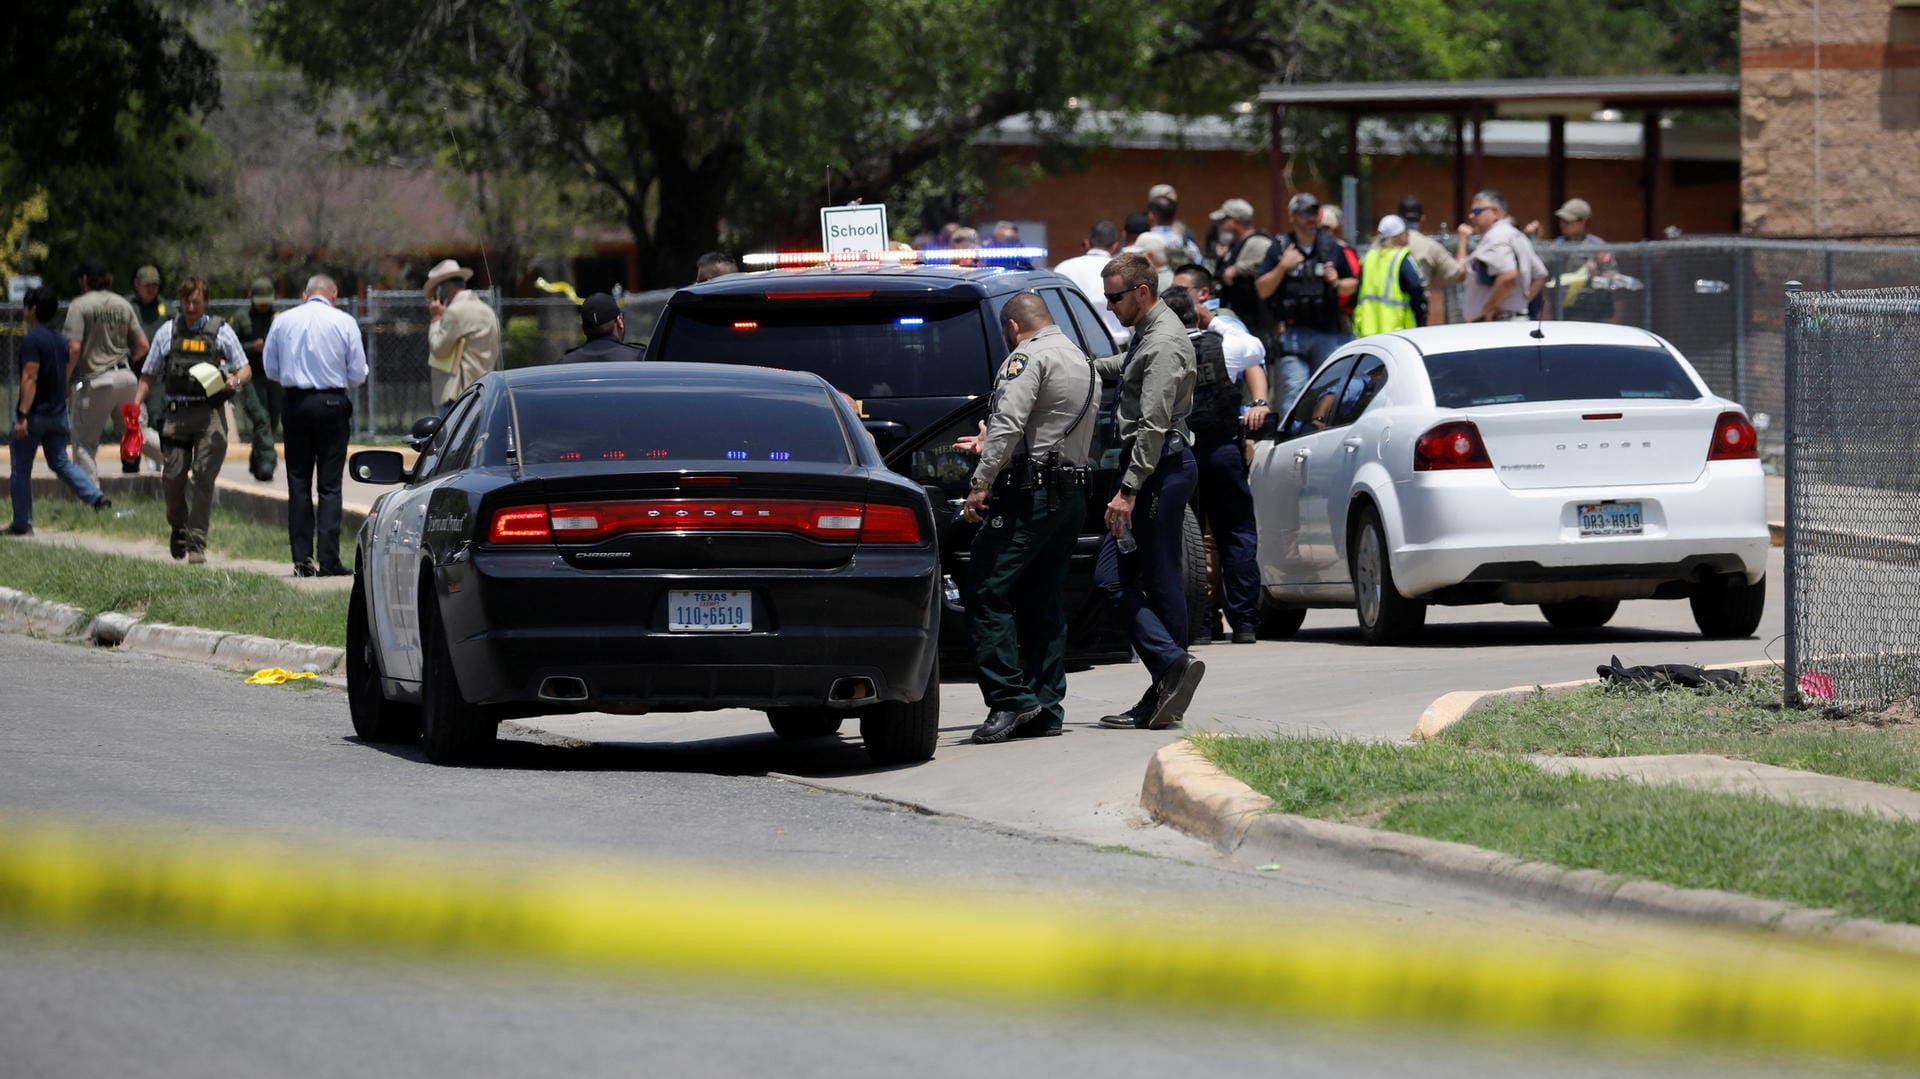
1531, 753, 1920, 822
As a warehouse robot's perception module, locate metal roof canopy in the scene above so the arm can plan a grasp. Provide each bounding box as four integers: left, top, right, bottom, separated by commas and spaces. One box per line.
1254, 76, 1739, 241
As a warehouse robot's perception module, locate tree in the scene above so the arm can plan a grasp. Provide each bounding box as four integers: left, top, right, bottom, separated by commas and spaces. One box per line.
0, 0, 226, 291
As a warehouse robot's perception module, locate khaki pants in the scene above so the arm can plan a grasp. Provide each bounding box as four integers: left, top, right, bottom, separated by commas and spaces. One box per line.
69, 366, 162, 480
161, 403, 228, 556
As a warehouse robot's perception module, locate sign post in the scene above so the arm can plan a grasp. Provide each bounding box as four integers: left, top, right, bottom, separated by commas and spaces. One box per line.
820, 204, 890, 255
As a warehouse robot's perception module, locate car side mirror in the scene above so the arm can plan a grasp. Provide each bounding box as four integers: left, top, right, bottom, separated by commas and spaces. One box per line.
404, 414, 442, 452
349, 449, 408, 486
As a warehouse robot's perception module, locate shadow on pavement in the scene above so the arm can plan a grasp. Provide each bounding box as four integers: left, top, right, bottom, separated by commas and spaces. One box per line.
1290, 620, 1715, 650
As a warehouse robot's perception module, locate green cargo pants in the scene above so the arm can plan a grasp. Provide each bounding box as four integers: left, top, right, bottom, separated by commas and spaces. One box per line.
239, 376, 281, 480
160, 402, 228, 557
966, 484, 1085, 727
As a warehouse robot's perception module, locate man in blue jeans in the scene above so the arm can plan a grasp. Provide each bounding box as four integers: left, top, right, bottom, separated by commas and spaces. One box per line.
1253, 191, 1357, 413
10, 286, 110, 534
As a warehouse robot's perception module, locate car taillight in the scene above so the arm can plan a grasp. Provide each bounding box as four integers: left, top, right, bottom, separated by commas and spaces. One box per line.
1414, 421, 1492, 471
531, 499, 925, 545
1708, 411, 1758, 460
489, 506, 552, 544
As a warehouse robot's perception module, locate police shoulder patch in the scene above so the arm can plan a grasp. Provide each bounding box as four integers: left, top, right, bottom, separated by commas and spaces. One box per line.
1001, 355, 1026, 380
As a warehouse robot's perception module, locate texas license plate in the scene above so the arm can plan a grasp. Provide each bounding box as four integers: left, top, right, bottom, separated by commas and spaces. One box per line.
668, 590, 753, 632
1578, 501, 1643, 537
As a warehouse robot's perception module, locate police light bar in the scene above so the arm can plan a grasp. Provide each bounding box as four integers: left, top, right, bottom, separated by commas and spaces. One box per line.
740, 247, 1045, 269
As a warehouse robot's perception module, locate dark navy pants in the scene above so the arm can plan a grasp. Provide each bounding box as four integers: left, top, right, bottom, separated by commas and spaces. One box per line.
1093, 447, 1197, 681
1192, 438, 1260, 634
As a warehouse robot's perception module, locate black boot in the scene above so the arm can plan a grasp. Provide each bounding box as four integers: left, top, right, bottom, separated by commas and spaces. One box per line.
971, 705, 1042, 745
1098, 685, 1159, 729
1147, 653, 1206, 730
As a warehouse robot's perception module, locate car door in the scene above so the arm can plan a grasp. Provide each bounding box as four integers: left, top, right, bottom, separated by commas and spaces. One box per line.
1251, 355, 1357, 589
1312, 352, 1391, 585
380, 391, 485, 682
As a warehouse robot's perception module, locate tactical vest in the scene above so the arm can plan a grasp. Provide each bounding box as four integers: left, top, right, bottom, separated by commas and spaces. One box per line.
1270, 237, 1341, 332
1216, 230, 1273, 331
1185, 327, 1240, 448
1354, 246, 1416, 336
164, 315, 228, 404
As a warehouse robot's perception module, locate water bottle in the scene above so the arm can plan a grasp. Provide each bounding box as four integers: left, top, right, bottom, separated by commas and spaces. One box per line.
1115, 521, 1138, 554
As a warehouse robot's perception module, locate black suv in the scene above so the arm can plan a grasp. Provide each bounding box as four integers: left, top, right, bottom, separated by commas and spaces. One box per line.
650, 263, 1196, 665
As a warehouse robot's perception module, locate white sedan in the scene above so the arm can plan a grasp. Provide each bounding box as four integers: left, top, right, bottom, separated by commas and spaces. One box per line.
1248, 322, 1770, 644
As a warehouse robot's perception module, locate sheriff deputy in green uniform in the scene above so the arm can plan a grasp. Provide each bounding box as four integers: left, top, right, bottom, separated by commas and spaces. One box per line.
132, 276, 252, 564
232, 276, 283, 480
957, 292, 1096, 745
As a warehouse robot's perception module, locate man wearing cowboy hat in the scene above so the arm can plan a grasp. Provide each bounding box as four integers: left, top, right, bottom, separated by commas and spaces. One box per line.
424, 258, 500, 414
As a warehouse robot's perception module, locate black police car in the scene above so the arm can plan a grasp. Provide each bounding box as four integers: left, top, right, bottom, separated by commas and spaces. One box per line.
344, 364, 941, 766
649, 261, 1187, 665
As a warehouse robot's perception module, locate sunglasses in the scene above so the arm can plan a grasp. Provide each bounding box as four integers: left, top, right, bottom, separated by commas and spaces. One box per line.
1104, 285, 1143, 303
1468, 206, 1495, 217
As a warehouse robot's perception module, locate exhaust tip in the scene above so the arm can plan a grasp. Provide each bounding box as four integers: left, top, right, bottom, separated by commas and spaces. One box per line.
538, 676, 590, 702
828, 677, 876, 704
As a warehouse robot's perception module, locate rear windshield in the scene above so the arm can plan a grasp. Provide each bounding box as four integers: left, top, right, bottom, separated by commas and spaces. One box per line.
1422, 344, 1700, 408
654, 302, 990, 399
509, 383, 852, 466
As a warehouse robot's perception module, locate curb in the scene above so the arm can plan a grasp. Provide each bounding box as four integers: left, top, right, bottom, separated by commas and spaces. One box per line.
1413, 658, 1778, 739
1142, 742, 1920, 956
0, 584, 342, 676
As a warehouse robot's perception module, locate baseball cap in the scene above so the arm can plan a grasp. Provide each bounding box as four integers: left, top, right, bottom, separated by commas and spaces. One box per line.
1147, 183, 1176, 202
1209, 198, 1255, 222
78, 257, 109, 280
579, 292, 621, 330
250, 276, 275, 301
1396, 196, 1424, 222
1555, 198, 1593, 223
1287, 191, 1320, 215
1377, 214, 1408, 239
135, 265, 160, 285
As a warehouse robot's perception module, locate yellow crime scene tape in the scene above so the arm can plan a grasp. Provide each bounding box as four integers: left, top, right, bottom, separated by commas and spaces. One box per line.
0, 813, 1916, 1063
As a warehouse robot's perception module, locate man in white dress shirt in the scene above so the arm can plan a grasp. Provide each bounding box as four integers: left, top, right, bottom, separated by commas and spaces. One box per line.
262, 275, 368, 577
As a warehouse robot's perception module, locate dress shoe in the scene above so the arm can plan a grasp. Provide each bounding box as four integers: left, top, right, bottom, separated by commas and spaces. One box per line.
971, 705, 1043, 745
1098, 685, 1159, 729
317, 565, 353, 577
293, 561, 319, 578
186, 551, 207, 565
4, 524, 31, 536
1147, 653, 1206, 730
1231, 626, 1258, 645
169, 530, 187, 560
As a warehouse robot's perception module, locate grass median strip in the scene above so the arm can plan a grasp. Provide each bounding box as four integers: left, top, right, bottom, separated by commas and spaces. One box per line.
1194, 733, 1920, 926
0, 542, 347, 647
2, 490, 348, 568
1441, 667, 1920, 792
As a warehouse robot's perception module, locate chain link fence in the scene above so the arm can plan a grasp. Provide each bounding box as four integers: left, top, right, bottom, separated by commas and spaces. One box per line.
1782, 285, 1920, 712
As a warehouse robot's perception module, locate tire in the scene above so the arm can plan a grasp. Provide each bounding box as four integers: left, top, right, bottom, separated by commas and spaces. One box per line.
1180, 507, 1213, 644
347, 572, 421, 744
1257, 591, 1307, 640
1691, 574, 1766, 639
766, 709, 844, 739
860, 658, 940, 765
419, 604, 496, 765
1540, 598, 1620, 630
1349, 506, 1426, 644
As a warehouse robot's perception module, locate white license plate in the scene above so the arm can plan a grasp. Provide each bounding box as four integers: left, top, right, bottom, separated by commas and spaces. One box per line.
668, 590, 753, 632
1578, 501, 1643, 537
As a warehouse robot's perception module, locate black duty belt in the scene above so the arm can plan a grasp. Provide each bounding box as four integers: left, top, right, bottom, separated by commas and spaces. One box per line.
991, 454, 1090, 495
288, 385, 349, 394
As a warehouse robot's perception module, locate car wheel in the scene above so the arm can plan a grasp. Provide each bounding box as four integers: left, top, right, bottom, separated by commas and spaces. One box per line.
1257, 591, 1307, 639
419, 605, 496, 765
860, 658, 939, 765
1349, 506, 1426, 645
766, 709, 844, 739
1181, 507, 1212, 644
1540, 598, 1620, 630
1691, 574, 1766, 638
347, 572, 420, 744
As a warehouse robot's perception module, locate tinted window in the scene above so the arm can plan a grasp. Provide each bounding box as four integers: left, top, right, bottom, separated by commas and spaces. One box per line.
655, 302, 989, 398
1280, 357, 1357, 440
510, 382, 853, 466
1422, 344, 1700, 408
417, 393, 483, 480
1060, 289, 1118, 357
1334, 354, 1389, 425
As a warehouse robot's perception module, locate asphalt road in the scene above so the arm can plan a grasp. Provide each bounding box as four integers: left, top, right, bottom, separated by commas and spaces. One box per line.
0, 625, 1871, 1078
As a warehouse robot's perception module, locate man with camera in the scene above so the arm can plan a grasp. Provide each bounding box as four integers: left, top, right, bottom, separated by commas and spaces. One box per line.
1253, 191, 1357, 414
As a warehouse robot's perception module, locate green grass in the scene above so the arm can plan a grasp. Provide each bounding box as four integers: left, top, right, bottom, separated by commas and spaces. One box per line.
1195, 733, 1920, 925
1441, 668, 1920, 792
0, 542, 348, 647
4, 489, 353, 568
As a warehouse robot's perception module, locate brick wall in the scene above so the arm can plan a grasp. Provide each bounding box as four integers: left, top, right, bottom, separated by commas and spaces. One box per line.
1742, 0, 1920, 239
983, 143, 1739, 256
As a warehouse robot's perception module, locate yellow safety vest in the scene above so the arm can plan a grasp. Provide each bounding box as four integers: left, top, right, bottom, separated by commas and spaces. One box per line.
1355, 245, 1416, 336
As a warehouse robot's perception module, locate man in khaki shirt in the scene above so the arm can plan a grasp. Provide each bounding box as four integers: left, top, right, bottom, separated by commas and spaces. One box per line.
424, 259, 500, 414
63, 257, 161, 478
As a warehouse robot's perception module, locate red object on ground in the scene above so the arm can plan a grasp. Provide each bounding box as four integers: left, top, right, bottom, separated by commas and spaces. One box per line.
119, 402, 143, 474
1798, 671, 1835, 701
